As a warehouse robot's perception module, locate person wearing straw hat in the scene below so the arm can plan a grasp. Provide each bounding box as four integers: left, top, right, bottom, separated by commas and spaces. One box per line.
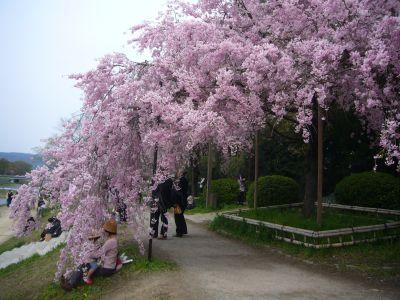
83, 229, 102, 285
93, 219, 119, 277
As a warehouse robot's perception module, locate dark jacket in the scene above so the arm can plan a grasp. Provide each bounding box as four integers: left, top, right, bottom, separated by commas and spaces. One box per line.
179, 176, 189, 200
174, 176, 189, 209
154, 178, 174, 210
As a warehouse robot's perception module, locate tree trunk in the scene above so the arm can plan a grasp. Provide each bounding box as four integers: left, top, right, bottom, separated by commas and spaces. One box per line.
190, 157, 195, 196
254, 131, 259, 209
303, 98, 318, 218
148, 143, 158, 261
317, 105, 324, 226
152, 144, 158, 176
206, 142, 213, 208
303, 144, 317, 218
193, 161, 200, 196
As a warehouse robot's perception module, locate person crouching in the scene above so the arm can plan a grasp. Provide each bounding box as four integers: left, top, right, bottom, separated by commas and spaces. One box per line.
83, 230, 102, 285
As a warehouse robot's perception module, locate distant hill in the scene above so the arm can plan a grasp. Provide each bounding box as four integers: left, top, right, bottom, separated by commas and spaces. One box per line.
0, 152, 43, 168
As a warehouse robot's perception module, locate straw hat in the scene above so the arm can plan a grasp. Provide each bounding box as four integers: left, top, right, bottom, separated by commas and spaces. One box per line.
103, 219, 117, 234
88, 229, 101, 240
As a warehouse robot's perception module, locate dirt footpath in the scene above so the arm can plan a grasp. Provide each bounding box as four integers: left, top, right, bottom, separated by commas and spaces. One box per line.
111, 216, 400, 300
0, 206, 12, 244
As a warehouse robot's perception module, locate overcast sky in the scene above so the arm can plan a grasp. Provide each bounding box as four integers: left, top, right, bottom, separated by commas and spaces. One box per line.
0, 0, 168, 153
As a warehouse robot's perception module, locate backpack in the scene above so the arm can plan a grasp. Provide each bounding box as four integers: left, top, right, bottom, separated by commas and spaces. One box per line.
60, 270, 82, 291
59, 263, 88, 291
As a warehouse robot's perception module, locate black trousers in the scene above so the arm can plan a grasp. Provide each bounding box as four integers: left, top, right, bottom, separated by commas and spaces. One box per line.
174, 210, 187, 235
150, 208, 168, 237
94, 267, 115, 277
237, 191, 245, 204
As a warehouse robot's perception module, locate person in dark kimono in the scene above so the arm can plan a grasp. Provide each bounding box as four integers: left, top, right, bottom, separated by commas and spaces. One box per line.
173, 171, 188, 237
151, 178, 174, 239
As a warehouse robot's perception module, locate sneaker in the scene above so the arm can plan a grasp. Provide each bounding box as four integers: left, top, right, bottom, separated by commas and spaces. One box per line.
158, 235, 167, 240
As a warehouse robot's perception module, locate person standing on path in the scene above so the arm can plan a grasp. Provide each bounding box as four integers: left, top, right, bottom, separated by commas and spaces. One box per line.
174, 171, 188, 237
151, 178, 174, 239
237, 175, 246, 205
6, 191, 13, 207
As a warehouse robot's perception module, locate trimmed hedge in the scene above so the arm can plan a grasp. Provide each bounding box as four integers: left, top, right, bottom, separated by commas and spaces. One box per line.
246, 175, 300, 208
202, 178, 239, 207
335, 171, 400, 209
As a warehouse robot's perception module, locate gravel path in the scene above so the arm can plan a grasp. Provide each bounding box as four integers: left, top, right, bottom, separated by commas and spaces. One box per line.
113, 214, 400, 300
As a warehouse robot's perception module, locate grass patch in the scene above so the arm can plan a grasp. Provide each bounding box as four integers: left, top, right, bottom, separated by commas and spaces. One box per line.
0, 231, 175, 300
38, 243, 175, 300
0, 188, 20, 198
0, 190, 10, 198
238, 207, 398, 230
186, 197, 246, 215
0, 230, 42, 255
210, 215, 400, 282
0, 208, 53, 255
186, 203, 245, 215
0, 246, 62, 299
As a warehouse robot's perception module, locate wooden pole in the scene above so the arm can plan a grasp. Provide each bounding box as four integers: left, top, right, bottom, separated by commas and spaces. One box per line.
190, 157, 195, 197
148, 144, 158, 261
254, 131, 259, 209
317, 106, 323, 226
206, 142, 213, 208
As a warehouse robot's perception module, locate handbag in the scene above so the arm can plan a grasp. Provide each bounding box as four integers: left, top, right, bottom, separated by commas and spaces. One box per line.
174, 205, 182, 214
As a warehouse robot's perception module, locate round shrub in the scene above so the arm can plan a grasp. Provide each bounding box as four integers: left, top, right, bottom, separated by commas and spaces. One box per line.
335, 171, 400, 209
202, 178, 239, 206
246, 175, 300, 208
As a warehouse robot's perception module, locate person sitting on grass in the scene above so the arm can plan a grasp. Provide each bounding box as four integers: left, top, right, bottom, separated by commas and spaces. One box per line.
40, 216, 62, 241
83, 229, 102, 285
92, 219, 121, 279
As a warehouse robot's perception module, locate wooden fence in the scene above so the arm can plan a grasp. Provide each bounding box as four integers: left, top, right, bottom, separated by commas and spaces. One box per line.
219, 203, 400, 249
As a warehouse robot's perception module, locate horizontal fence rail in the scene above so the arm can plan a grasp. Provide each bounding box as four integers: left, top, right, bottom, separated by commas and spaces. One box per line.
320, 202, 400, 216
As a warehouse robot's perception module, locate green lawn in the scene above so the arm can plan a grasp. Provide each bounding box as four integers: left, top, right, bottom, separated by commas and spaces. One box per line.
237, 207, 398, 231
0, 187, 20, 198
0, 230, 42, 255
186, 203, 246, 215
185, 197, 246, 215
0, 236, 175, 300
210, 215, 400, 282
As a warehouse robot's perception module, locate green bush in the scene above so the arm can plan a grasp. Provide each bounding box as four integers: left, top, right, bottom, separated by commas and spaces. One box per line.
202, 178, 239, 207
335, 171, 400, 209
246, 175, 300, 208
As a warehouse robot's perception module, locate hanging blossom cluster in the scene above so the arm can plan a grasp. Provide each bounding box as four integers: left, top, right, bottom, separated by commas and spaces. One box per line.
10, 0, 400, 278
